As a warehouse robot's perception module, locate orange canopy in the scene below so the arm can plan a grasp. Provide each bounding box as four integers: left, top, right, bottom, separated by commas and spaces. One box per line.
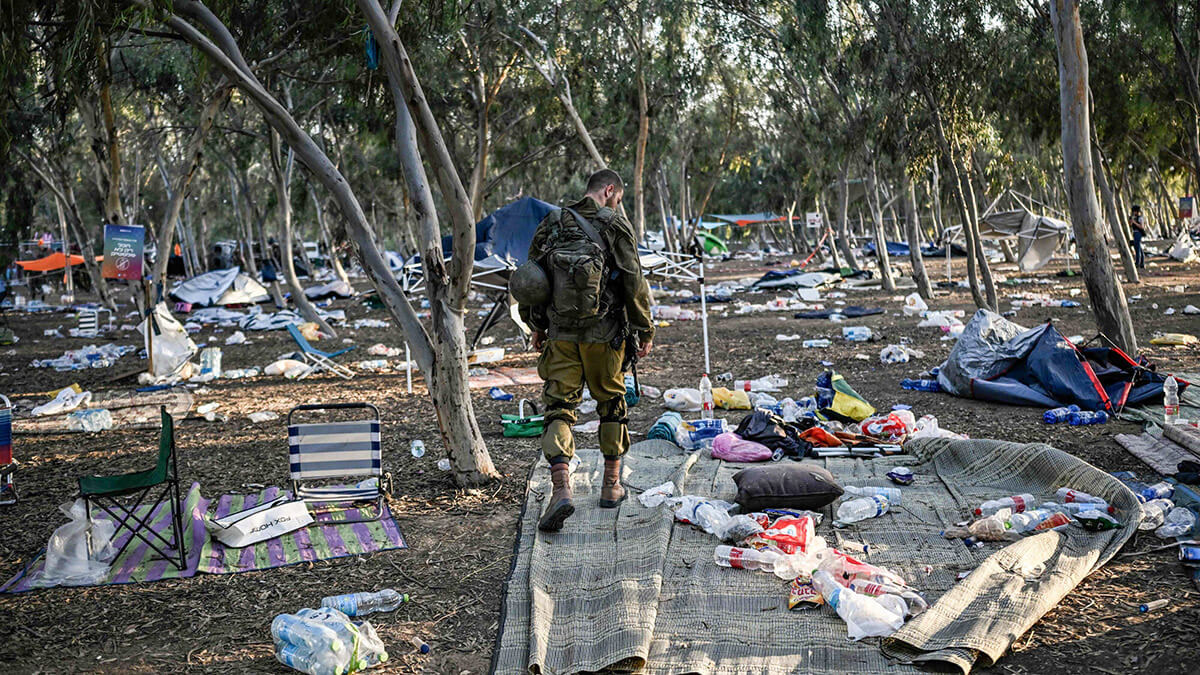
15, 252, 100, 272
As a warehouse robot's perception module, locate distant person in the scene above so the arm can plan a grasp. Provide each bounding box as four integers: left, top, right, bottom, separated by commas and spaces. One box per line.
511, 169, 654, 533
1130, 204, 1147, 269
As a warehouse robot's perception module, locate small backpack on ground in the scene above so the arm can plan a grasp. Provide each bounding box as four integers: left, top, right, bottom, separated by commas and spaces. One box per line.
542, 207, 616, 330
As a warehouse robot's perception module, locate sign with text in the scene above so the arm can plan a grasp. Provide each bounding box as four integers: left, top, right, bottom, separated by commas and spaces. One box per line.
806, 212, 822, 228
101, 224, 145, 280
1180, 196, 1194, 220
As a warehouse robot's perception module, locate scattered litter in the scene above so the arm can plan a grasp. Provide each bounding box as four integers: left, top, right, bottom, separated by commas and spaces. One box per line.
880, 344, 924, 364
639, 481, 676, 507
437, 458, 451, 471
32, 387, 92, 417
265, 359, 312, 378
902, 293, 928, 317
197, 402, 220, 421
367, 343, 402, 357
248, 411, 280, 423
572, 420, 600, 433
66, 408, 113, 432
224, 331, 247, 345
776, 334, 802, 341
31, 343, 135, 371
1150, 333, 1198, 346
887, 467, 914, 485
1185, 305, 1200, 315
352, 318, 390, 329
489, 387, 513, 401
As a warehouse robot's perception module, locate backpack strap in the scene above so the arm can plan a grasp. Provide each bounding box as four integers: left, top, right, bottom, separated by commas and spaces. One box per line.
562, 207, 609, 255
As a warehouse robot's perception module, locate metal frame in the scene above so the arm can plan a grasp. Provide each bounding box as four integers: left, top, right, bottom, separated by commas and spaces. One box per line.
287, 402, 387, 524
81, 408, 187, 571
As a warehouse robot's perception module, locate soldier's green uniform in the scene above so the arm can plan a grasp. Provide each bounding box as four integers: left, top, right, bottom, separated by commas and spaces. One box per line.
519, 196, 655, 466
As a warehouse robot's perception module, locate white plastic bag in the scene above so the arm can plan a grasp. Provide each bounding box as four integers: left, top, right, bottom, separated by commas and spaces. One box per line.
32, 387, 92, 417
34, 499, 116, 588
139, 302, 199, 379
902, 293, 929, 317
663, 388, 702, 412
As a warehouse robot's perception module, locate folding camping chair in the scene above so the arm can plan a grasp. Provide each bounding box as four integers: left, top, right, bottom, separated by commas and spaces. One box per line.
287, 403, 388, 523
0, 395, 15, 505
76, 308, 112, 338
77, 406, 187, 570
285, 323, 355, 379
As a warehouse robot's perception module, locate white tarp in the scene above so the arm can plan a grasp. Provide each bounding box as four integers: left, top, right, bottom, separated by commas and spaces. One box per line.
170, 267, 269, 306
1168, 230, 1198, 263
978, 209, 1070, 272
139, 302, 198, 378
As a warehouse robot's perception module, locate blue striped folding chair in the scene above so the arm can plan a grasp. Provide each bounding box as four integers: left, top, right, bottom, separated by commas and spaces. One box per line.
287, 403, 388, 523
0, 395, 14, 505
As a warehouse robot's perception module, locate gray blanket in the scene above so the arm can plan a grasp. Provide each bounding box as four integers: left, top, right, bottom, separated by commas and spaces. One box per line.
493, 437, 1139, 674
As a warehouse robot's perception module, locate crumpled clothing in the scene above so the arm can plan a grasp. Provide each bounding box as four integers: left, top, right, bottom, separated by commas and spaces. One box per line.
733, 410, 811, 458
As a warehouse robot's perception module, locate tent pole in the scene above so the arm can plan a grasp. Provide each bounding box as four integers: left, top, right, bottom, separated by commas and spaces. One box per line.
699, 256, 710, 374
405, 342, 413, 394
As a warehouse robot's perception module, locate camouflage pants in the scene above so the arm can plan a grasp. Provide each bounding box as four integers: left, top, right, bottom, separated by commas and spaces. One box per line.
537, 340, 629, 464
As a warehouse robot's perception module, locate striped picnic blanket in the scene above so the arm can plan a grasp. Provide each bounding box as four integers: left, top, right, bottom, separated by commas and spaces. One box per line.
2, 484, 405, 593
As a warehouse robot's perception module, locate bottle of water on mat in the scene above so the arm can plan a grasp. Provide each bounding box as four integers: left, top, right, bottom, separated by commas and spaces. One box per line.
321, 589, 410, 617
842, 485, 903, 506
1043, 404, 1080, 424
974, 493, 1034, 517
1005, 509, 1055, 533
699, 373, 714, 420
1156, 507, 1197, 539
713, 545, 782, 572
1137, 481, 1175, 503
836, 495, 890, 524
275, 642, 349, 675
1164, 376, 1180, 426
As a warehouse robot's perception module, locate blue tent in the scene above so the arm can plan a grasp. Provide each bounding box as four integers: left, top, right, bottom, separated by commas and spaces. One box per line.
863, 240, 911, 256
938, 310, 1180, 412
441, 196, 557, 264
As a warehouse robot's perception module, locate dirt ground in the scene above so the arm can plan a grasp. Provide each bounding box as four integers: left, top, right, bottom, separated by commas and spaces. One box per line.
1, 250, 1199, 674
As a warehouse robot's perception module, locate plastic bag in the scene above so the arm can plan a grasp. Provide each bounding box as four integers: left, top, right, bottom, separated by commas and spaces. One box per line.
672, 496, 763, 542
858, 410, 917, 442
298, 322, 322, 341
295, 607, 388, 670
711, 432, 773, 462
713, 387, 752, 410
880, 344, 925, 364
638, 481, 676, 507
265, 359, 311, 378
32, 387, 92, 417
33, 499, 116, 588
139, 302, 199, 379
908, 414, 968, 440
902, 293, 928, 317
663, 388, 702, 412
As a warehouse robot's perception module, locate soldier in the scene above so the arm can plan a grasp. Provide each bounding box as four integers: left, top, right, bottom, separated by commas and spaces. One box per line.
511, 169, 654, 532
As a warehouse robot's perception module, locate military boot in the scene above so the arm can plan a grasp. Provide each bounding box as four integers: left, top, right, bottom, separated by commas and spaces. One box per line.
600, 457, 626, 508
538, 463, 575, 532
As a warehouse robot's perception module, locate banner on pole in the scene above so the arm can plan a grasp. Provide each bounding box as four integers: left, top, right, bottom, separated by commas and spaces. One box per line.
1180, 196, 1194, 220
805, 212, 822, 229
101, 224, 145, 280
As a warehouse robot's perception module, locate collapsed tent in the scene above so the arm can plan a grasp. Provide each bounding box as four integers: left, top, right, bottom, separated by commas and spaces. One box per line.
441, 196, 557, 264
938, 310, 1178, 411
751, 270, 841, 290
863, 240, 911, 257
15, 252, 97, 271
170, 267, 269, 307
977, 209, 1069, 271
695, 230, 728, 255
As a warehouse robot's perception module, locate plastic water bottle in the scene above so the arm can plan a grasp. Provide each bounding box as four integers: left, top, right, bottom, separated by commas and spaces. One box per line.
802, 339, 831, 348
1138, 481, 1175, 502
409, 636, 431, 654
811, 570, 904, 637
842, 485, 902, 506
1067, 410, 1108, 426
974, 493, 1035, 517
842, 326, 873, 342
713, 545, 782, 572
797, 396, 818, 416
900, 378, 941, 392
836, 495, 890, 524
320, 589, 410, 617
1155, 507, 1196, 538
699, 373, 714, 420
1031, 512, 1072, 531
271, 614, 344, 653
275, 643, 349, 675
1043, 405, 1080, 424
1055, 488, 1107, 504
1005, 509, 1055, 533
1042, 501, 1115, 516
410, 440, 425, 458
1138, 499, 1174, 530
1164, 375, 1180, 426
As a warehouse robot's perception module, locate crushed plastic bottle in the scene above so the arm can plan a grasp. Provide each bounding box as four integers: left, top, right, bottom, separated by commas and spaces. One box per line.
1138, 481, 1175, 503
1067, 410, 1108, 426
295, 607, 389, 670
66, 408, 114, 432
320, 589, 410, 617
272, 614, 344, 653
802, 339, 832, 348
1055, 487, 1107, 504
900, 378, 941, 392
1005, 508, 1055, 533
811, 570, 905, 640
1137, 499, 1174, 531
974, 493, 1035, 517
410, 440, 425, 459
1155, 507, 1196, 539
835, 496, 890, 525
275, 642, 349, 675
842, 485, 902, 506
714, 545, 782, 572
842, 326, 873, 342
1043, 404, 1081, 424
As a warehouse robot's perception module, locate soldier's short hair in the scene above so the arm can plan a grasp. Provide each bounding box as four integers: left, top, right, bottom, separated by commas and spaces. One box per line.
586, 169, 624, 194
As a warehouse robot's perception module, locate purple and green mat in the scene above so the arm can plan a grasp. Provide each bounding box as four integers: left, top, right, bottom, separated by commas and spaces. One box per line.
1, 483, 406, 593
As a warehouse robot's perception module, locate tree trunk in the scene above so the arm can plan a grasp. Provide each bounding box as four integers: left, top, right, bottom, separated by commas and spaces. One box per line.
902, 171, 934, 299
311, 187, 350, 284
656, 171, 675, 253
1050, 0, 1137, 354
865, 158, 895, 291
820, 189, 841, 269
1092, 142, 1140, 283
466, 71, 491, 221
271, 132, 336, 337
153, 81, 231, 284
633, 68, 649, 240
834, 165, 859, 269
958, 158, 998, 309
